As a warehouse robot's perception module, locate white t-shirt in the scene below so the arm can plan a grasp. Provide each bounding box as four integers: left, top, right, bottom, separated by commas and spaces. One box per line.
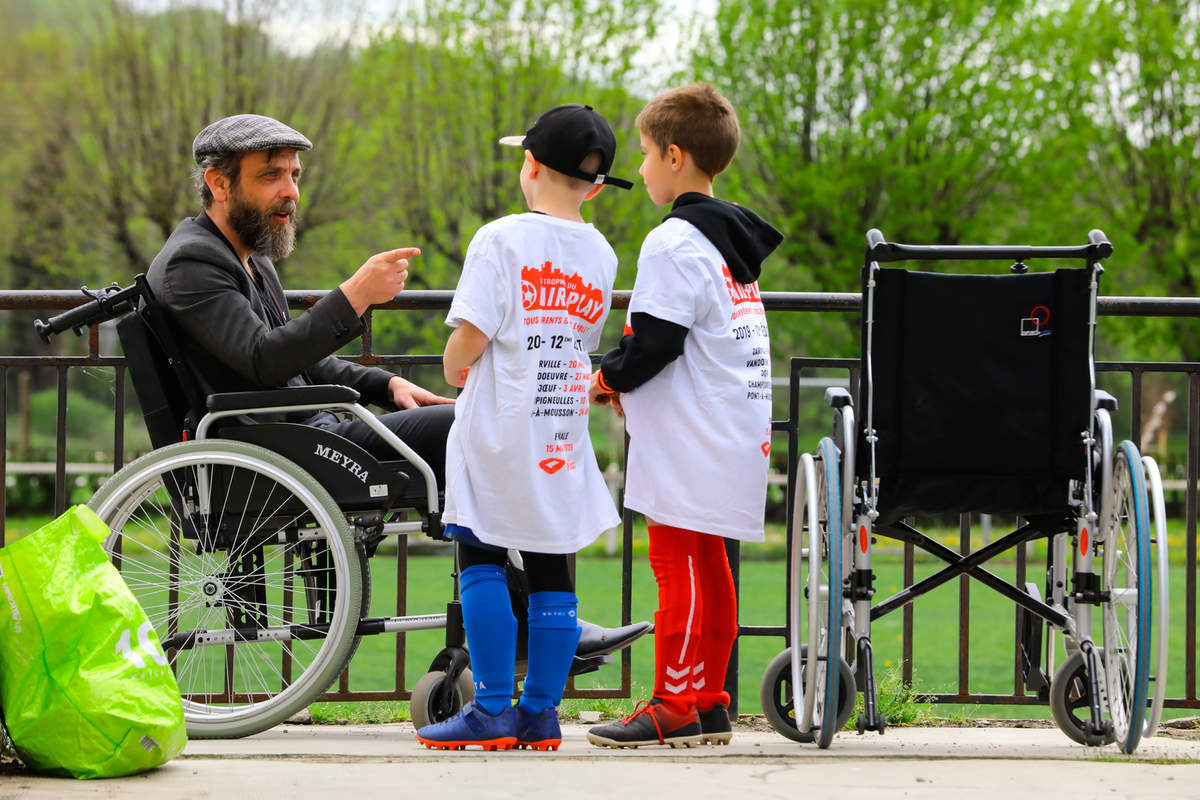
620, 218, 772, 542
443, 213, 620, 553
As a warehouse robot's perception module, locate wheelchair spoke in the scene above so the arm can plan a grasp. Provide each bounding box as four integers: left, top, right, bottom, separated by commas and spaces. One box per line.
90, 441, 363, 737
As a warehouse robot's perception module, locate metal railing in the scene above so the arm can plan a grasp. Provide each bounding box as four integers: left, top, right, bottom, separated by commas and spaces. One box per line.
1, 288, 1197, 711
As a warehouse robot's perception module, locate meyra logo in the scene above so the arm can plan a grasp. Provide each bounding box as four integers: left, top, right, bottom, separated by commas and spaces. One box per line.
314, 443, 369, 483
1020, 305, 1052, 337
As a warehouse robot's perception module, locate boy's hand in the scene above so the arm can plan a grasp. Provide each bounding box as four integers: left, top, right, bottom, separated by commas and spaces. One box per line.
589, 371, 623, 417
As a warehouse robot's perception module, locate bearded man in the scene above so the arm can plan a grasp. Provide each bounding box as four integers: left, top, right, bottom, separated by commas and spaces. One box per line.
146, 114, 455, 473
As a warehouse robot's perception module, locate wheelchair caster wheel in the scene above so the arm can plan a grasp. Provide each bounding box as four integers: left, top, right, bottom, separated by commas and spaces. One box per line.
760, 646, 855, 743
410, 668, 474, 730
1049, 651, 1116, 746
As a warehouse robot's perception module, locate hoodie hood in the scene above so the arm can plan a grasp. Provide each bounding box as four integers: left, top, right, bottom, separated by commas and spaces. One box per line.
663, 192, 783, 284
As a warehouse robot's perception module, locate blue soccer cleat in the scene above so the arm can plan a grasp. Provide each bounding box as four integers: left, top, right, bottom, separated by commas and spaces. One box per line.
515, 706, 562, 751
415, 702, 517, 751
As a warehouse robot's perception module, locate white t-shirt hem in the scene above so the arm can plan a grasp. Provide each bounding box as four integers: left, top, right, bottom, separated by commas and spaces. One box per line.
622, 497, 765, 543
443, 511, 618, 554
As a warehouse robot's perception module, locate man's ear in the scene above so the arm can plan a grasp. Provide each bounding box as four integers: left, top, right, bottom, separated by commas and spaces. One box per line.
583, 183, 604, 201
525, 150, 540, 179
204, 166, 231, 204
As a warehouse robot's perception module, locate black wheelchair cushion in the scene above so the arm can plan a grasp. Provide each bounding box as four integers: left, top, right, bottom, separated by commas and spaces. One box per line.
207, 385, 360, 412
860, 267, 1092, 523
221, 423, 408, 513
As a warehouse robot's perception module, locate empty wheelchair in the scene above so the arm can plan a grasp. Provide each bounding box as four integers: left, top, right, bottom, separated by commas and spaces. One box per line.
37, 276, 647, 738
761, 230, 1169, 753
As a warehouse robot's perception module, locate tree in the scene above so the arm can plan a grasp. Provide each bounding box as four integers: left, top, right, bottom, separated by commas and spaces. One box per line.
311, 0, 667, 355
691, 0, 1124, 359
1026, 0, 1200, 360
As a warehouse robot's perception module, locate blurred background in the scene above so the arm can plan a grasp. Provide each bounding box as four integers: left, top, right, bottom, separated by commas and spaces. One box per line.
2, 0, 1196, 505
3, 0, 1197, 718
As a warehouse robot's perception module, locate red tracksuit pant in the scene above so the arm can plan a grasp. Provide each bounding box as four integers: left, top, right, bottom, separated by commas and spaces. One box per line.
648, 524, 738, 714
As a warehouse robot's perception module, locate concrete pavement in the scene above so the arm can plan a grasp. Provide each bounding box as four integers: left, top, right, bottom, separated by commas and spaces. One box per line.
3, 719, 1198, 798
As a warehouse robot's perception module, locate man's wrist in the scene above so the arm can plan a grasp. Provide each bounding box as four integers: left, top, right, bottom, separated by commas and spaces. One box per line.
339, 276, 370, 316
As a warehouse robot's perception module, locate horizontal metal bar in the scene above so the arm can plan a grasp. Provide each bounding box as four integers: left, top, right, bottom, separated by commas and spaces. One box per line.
9, 289, 1200, 318
738, 625, 786, 637
381, 520, 424, 536
359, 614, 447, 634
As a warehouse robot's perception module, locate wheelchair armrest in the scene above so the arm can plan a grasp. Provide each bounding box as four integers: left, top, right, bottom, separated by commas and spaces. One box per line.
825, 387, 854, 409
1094, 390, 1118, 412
207, 384, 361, 412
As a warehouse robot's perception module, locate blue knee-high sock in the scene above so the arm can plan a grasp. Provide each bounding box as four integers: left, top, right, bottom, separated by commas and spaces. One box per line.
460, 564, 516, 715
518, 591, 581, 715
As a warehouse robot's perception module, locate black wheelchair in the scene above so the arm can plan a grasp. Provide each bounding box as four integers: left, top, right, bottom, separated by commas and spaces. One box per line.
36, 275, 647, 739
760, 230, 1170, 753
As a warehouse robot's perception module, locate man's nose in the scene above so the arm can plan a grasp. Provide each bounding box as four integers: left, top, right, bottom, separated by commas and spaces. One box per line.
281, 174, 300, 202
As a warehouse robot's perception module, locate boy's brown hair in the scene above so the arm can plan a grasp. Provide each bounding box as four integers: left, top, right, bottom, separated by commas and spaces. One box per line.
636, 83, 740, 178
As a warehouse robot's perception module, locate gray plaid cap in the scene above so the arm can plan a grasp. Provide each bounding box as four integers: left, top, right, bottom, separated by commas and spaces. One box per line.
192, 114, 313, 164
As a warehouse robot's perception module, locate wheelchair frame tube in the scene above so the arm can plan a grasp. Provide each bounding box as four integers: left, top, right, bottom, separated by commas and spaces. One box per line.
1081, 263, 1103, 526
862, 241, 881, 521
194, 402, 440, 515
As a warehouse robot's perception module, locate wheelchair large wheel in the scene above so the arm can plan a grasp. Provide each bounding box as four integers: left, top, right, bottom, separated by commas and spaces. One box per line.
760, 646, 855, 743
1141, 456, 1170, 739
89, 440, 364, 739
1099, 441, 1153, 753
790, 438, 843, 748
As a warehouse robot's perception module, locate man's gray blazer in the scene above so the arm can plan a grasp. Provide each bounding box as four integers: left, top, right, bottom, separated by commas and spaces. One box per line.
146, 215, 393, 421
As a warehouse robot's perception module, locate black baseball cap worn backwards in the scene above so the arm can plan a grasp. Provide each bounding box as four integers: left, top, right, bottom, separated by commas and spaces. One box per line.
499, 104, 633, 190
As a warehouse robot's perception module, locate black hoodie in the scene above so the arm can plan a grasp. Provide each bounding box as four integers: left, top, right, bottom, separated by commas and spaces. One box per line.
598, 193, 783, 393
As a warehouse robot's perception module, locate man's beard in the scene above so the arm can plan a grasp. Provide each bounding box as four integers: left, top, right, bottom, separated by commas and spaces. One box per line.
227, 188, 297, 261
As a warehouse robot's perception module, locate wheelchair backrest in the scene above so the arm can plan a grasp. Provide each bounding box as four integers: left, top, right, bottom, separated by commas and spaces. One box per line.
116, 294, 209, 449
860, 263, 1097, 522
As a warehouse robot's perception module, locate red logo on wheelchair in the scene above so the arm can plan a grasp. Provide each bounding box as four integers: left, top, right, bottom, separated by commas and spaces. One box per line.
1020, 305, 1051, 337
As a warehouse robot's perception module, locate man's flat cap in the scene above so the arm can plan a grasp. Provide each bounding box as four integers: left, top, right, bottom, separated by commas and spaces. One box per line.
192, 114, 312, 164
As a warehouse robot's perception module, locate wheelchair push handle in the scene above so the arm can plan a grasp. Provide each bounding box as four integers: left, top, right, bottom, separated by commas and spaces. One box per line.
864, 230, 1114, 264
865, 228, 886, 255
34, 277, 144, 342
1088, 229, 1114, 258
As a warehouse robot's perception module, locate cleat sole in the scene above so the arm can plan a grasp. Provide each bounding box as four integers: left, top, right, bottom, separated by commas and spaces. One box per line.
416, 736, 516, 751
586, 733, 703, 749
701, 733, 733, 745
517, 740, 562, 751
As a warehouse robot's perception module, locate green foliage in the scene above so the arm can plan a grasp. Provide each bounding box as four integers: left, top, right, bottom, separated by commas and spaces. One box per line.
2, 0, 1197, 368
694, 0, 1200, 363
849, 667, 938, 729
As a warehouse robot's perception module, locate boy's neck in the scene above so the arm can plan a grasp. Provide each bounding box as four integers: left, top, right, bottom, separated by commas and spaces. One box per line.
666, 174, 715, 205
528, 195, 586, 222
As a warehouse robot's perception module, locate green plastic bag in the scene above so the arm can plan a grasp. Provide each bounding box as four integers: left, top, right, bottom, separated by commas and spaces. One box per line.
0, 505, 187, 778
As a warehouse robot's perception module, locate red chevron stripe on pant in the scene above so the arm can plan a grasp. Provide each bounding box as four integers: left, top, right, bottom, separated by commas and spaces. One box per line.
647, 524, 738, 714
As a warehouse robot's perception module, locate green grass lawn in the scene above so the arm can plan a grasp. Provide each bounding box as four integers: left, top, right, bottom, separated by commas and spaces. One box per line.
4, 513, 1195, 725
314, 542, 1197, 724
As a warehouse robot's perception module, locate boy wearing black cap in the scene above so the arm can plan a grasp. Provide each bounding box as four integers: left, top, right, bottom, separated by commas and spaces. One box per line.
586, 84, 783, 748
415, 104, 632, 751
